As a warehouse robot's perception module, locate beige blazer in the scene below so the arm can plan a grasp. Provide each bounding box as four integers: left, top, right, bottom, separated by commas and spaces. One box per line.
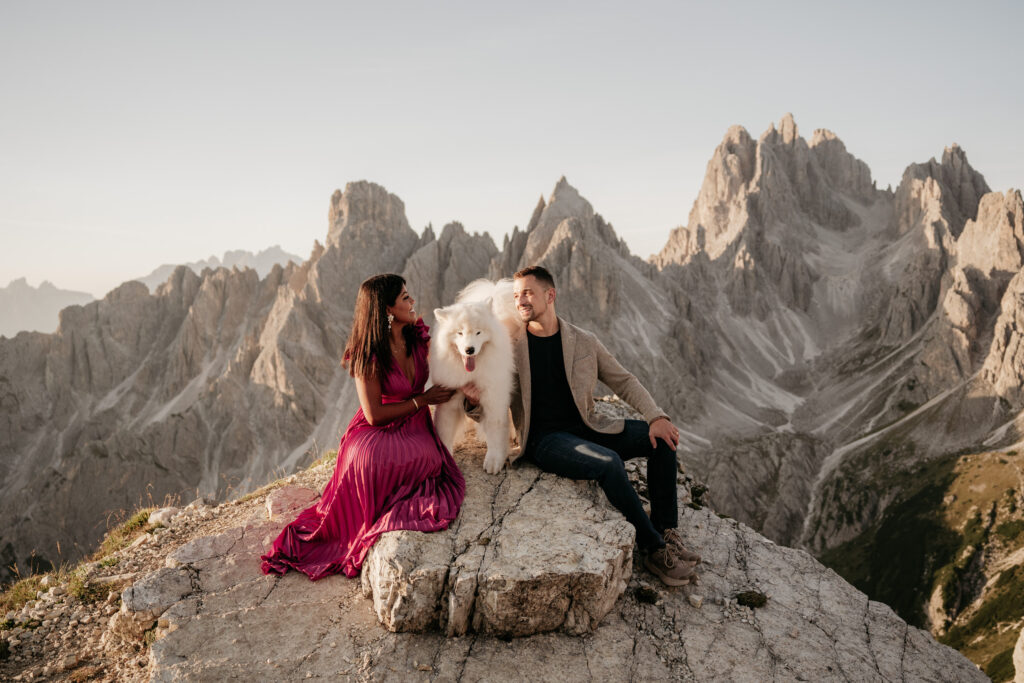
500, 317, 668, 463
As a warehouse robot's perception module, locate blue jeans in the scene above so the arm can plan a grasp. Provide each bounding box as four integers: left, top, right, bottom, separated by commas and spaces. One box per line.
525, 420, 678, 550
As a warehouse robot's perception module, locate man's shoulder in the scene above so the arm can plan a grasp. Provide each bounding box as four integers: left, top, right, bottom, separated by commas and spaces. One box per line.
559, 317, 595, 338
559, 319, 605, 351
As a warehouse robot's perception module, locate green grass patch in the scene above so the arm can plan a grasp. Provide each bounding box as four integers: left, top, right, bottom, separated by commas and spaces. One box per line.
984, 646, 1015, 682
943, 565, 1024, 651
0, 575, 43, 614
67, 569, 105, 604
235, 449, 336, 505
819, 454, 960, 627
995, 519, 1024, 542
235, 479, 286, 504
307, 449, 337, 470
143, 626, 158, 648
95, 508, 154, 559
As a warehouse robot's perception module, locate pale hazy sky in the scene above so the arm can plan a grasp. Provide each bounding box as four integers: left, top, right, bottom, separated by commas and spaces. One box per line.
2, 1, 1021, 297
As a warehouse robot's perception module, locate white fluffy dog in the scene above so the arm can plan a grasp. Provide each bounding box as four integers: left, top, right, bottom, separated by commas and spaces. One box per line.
429, 279, 520, 474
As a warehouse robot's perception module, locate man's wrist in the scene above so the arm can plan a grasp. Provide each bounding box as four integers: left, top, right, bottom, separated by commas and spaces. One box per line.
649, 416, 670, 426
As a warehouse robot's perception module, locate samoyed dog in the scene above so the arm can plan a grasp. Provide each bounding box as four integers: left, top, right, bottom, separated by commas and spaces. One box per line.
430, 279, 520, 474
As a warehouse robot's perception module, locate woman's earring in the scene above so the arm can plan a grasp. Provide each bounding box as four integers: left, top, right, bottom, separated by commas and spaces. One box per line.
387, 313, 394, 331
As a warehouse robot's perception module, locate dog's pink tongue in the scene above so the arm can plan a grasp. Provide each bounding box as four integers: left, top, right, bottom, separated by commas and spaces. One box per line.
464, 356, 476, 372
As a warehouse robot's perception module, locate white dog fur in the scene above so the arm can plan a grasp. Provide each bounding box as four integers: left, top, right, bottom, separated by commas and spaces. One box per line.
429, 279, 520, 474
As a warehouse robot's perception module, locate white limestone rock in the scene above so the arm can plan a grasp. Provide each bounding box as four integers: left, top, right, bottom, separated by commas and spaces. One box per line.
360, 447, 633, 636
148, 507, 180, 527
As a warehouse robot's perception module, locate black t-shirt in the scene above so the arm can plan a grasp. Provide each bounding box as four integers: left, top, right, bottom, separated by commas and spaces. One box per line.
528, 329, 586, 440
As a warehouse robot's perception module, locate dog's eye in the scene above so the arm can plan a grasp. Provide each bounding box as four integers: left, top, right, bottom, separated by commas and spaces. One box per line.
456, 332, 463, 336
475, 331, 481, 335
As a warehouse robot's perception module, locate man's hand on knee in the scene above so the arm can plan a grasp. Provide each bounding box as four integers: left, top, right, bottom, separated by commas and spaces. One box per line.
649, 417, 679, 451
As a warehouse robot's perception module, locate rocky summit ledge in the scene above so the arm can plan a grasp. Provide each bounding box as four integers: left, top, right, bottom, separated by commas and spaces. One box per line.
1, 430, 985, 681
85, 438, 980, 681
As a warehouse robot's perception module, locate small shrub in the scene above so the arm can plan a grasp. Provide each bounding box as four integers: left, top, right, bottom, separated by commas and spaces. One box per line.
67, 571, 105, 604
690, 484, 708, 507
143, 626, 158, 648
99, 556, 119, 568
736, 591, 768, 608
635, 586, 660, 604
0, 618, 13, 630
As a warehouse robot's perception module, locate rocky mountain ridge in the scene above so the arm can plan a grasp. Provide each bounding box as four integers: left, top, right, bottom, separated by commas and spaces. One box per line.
0, 279, 94, 338
2, 113, 1023, 675
133, 245, 302, 294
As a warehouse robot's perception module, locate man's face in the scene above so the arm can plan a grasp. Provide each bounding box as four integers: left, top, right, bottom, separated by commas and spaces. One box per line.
513, 275, 552, 322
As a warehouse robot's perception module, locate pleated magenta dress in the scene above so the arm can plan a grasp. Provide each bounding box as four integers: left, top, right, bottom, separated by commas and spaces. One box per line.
261, 320, 465, 580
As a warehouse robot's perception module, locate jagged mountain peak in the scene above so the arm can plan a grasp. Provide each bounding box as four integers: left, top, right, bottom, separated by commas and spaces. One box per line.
657, 116, 879, 268
544, 176, 593, 219
515, 178, 601, 268
327, 180, 412, 246
760, 112, 801, 146
895, 144, 990, 238
957, 188, 1024, 281
438, 221, 467, 242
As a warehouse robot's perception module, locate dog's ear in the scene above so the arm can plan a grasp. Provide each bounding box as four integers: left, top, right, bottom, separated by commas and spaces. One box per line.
482, 296, 493, 309
433, 307, 448, 322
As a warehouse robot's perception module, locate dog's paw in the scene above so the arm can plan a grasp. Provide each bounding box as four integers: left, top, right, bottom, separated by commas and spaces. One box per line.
482, 450, 506, 474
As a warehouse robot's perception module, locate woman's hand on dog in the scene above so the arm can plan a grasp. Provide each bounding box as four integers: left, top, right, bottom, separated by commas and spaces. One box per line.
420, 384, 457, 405
461, 382, 481, 406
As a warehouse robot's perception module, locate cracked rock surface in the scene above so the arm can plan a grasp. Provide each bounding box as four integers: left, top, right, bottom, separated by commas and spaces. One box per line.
101, 436, 984, 682
360, 440, 634, 636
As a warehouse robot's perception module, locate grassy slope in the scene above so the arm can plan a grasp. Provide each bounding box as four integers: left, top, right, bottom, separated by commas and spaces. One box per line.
819, 449, 1024, 681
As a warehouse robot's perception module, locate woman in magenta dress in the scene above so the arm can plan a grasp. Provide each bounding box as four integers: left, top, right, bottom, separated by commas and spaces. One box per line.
261, 273, 465, 580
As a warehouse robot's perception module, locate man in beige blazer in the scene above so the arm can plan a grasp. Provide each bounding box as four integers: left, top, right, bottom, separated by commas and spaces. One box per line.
467, 265, 700, 587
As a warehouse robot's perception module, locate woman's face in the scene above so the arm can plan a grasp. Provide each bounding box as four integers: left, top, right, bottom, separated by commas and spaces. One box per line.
386, 286, 417, 326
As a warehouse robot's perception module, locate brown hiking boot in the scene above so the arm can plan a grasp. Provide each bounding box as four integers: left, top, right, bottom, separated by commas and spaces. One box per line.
663, 528, 702, 564
644, 546, 698, 587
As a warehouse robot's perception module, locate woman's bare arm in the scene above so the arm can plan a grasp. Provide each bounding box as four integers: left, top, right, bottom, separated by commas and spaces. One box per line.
355, 374, 456, 426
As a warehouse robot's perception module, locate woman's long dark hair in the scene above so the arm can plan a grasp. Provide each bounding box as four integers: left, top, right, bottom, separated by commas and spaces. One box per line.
342, 273, 415, 379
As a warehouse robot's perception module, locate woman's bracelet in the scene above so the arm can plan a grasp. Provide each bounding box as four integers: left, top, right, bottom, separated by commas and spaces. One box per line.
412, 396, 420, 410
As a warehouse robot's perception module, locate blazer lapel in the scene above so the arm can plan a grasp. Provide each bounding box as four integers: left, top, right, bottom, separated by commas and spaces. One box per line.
513, 328, 531, 426
558, 318, 578, 405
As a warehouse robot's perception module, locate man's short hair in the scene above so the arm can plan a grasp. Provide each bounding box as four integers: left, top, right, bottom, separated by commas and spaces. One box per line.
513, 265, 555, 289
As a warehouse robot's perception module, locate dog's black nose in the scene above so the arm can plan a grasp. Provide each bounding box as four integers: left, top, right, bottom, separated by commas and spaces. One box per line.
465, 347, 475, 355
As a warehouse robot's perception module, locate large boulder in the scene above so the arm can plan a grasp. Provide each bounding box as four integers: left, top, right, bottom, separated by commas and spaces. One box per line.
359, 440, 634, 636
